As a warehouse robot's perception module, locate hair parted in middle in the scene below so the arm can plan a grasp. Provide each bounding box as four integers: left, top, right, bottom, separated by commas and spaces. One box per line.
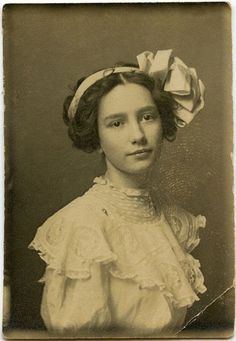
63, 64, 178, 153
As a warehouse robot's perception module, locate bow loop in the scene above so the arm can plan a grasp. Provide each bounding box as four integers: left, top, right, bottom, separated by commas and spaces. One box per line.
164, 58, 192, 95
137, 51, 154, 73
137, 49, 173, 87
136, 50, 205, 126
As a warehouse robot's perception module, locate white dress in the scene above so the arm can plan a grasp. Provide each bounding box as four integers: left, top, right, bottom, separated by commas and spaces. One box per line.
29, 176, 207, 337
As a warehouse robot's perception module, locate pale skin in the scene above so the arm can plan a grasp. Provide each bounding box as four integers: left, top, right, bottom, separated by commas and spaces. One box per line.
97, 83, 163, 190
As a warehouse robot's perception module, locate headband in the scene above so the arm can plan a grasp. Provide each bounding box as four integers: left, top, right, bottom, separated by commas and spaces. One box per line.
68, 49, 205, 127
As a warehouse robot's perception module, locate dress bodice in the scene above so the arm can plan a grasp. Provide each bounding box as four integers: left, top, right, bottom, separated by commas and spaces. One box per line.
29, 176, 207, 336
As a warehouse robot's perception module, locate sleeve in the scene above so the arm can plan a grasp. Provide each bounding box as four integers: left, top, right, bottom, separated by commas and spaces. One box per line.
40, 264, 111, 335
28, 203, 117, 334
163, 205, 206, 253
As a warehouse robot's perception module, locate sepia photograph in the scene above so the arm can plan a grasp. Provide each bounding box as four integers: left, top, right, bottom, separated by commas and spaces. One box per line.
3, 2, 234, 339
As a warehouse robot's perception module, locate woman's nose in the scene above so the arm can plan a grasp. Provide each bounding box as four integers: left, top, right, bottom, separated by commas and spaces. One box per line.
129, 122, 147, 145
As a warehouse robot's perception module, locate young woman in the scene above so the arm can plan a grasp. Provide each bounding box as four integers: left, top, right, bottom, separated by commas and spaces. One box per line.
29, 49, 207, 337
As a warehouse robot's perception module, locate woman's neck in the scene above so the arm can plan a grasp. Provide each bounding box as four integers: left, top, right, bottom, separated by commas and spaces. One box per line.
105, 167, 152, 190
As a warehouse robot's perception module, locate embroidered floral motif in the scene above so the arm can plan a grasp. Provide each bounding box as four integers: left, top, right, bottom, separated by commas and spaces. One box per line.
159, 263, 182, 290
72, 226, 102, 259
45, 218, 65, 245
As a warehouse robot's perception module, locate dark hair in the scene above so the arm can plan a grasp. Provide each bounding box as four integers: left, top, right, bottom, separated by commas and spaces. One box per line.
63, 66, 178, 153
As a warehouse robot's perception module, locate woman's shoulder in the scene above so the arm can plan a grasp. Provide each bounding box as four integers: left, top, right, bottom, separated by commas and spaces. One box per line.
162, 203, 206, 224
40, 179, 115, 230
45, 186, 106, 226
29, 185, 116, 279
161, 203, 206, 252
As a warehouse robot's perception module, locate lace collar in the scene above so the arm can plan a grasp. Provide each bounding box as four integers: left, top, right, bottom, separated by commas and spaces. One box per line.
93, 176, 151, 198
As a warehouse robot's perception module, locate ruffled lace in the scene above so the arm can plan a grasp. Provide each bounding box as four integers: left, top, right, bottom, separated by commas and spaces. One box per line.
180, 254, 207, 294
29, 175, 206, 309
29, 214, 117, 279
104, 216, 206, 308
163, 205, 206, 252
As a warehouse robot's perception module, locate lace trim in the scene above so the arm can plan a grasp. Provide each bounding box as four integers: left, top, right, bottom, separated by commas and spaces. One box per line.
93, 176, 151, 197
29, 239, 117, 280
30, 230, 206, 309
109, 268, 199, 308
91, 179, 157, 223
163, 205, 206, 252
180, 254, 207, 294
109, 252, 206, 309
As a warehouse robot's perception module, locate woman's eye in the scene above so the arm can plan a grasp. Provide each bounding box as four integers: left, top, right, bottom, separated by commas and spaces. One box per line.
142, 113, 154, 121
111, 120, 122, 128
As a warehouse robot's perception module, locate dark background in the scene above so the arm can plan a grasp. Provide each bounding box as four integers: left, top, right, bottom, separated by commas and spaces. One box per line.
4, 3, 234, 336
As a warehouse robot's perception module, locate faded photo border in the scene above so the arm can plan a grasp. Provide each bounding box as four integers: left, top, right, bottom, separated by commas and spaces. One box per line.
2, 1, 234, 339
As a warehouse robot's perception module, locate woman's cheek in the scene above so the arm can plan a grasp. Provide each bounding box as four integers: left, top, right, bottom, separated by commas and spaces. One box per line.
147, 123, 163, 142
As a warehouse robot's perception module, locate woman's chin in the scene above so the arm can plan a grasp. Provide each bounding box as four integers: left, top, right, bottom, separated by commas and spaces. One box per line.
126, 162, 156, 176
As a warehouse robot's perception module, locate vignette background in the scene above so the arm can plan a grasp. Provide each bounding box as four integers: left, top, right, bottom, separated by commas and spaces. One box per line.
3, 3, 234, 337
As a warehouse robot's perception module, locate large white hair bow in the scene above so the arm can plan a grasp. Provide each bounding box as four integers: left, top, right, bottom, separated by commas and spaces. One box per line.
137, 49, 205, 126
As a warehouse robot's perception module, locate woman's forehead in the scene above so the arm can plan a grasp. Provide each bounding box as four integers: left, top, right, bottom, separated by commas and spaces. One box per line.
98, 83, 155, 116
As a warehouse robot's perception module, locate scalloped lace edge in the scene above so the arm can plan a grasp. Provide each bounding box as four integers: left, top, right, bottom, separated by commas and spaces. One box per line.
29, 240, 206, 308
29, 239, 117, 280
109, 268, 199, 308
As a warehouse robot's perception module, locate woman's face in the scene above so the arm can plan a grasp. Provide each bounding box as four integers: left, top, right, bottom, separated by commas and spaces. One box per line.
98, 83, 163, 177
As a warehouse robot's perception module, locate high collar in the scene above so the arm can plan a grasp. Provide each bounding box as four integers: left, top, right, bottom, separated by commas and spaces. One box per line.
92, 175, 157, 224
93, 175, 151, 198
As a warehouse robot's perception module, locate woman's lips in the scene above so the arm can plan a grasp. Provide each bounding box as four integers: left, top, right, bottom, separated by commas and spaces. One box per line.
127, 149, 152, 158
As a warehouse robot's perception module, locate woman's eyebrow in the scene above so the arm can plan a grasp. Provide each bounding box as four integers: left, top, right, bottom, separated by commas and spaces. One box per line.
103, 106, 157, 121
104, 113, 126, 121
137, 105, 157, 114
